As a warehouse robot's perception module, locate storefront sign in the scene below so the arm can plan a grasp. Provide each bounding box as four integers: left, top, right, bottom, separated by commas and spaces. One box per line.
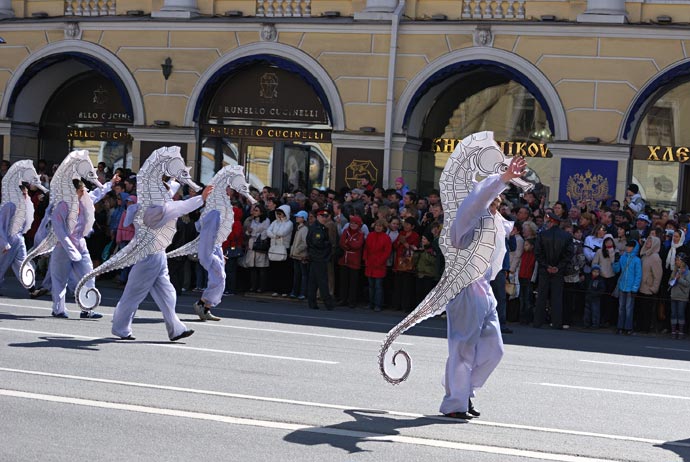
207, 66, 329, 125
432, 138, 551, 158
632, 145, 690, 163
67, 128, 131, 141
203, 125, 331, 142
49, 74, 134, 125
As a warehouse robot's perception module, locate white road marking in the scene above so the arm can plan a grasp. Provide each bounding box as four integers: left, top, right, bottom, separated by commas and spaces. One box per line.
0, 302, 414, 344
0, 327, 338, 364
536, 383, 690, 401
579, 359, 690, 373
1, 366, 687, 450
646, 346, 690, 353
0, 388, 619, 462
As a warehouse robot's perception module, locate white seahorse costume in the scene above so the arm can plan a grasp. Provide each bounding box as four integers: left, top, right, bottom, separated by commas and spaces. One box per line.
0, 160, 47, 291
379, 132, 532, 413
76, 146, 203, 340
166, 165, 255, 310
19, 151, 104, 290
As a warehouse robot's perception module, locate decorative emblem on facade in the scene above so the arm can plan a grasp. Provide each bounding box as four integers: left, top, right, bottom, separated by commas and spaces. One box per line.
260, 23, 277, 42
566, 169, 609, 208
473, 26, 493, 47
344, 160, 378, 188
259, 73, 278, 99
64, 22, 82, 40
92, 85, 109, 106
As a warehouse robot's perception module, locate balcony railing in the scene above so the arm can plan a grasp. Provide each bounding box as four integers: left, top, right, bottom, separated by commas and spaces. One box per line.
65, 1, 116, 16
256, 1, 311, 17
461, 0, 525, 19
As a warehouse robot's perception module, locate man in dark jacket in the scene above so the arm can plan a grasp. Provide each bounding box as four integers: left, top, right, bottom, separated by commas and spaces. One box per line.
307, 209, 335, 310
534, 212, 573, 328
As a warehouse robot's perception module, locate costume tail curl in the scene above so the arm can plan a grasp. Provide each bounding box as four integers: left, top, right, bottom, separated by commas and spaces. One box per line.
75, 236, 154, 310
20, 233, 58, 288
378, 274, 453, 384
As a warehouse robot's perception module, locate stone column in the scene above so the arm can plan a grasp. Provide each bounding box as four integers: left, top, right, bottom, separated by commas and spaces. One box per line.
151, 0, 199, 19
0, 0, 14, 18
577, 0, 627, 23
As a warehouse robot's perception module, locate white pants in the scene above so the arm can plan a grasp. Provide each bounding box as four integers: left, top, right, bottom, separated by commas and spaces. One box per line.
440, 277, 504, 414
200, 245, 225, 307
51, 244, 94, 316
0, 234, 28, 290
111, 252, 187, 340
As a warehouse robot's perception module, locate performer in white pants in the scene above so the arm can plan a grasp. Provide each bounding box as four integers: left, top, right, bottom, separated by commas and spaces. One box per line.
32, 176, 116, 298
193, 209, 225, 321
111, 183, 213, 341
0, 186, 35, 295
440, 156, 526, 419
51, 180, 102, 319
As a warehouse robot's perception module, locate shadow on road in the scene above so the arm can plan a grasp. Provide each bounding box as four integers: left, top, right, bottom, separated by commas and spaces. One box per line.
283, 409, 459, 454
8, 336, 116, 351
656, 438, 690, 461
0, 312, 45, 322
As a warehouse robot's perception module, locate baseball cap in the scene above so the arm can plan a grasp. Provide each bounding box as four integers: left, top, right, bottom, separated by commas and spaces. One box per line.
316, 208, 330, 217
637, 214, 651, 223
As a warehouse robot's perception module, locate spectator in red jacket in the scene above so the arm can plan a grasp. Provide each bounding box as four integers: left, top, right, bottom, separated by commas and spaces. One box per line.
391, 217, 420, 312
337, 215, 365, 308
222, 205, 244, 295
364, 219, 392, 311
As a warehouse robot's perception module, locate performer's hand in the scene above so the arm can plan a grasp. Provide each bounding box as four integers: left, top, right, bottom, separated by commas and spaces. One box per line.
111, 173, 121, 185
202, 185, 214, 201
501, 156, 526, 183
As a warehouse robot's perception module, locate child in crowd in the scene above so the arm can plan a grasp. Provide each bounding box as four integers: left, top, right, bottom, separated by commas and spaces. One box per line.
414, 232, 440, 305
668, 252, 690, 339
584, 264, 606, 328
518, 238, 537, 324
613, 240, 642, 335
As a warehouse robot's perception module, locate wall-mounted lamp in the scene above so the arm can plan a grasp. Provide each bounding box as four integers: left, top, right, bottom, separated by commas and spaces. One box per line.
584, 136, 600, 144
161, 57, 173, 80
323, 11, 341, 17
359, 126, 376, 133
154, 120, 170, 127
431, 14, 448, 21
0, 37, 5, 44
656, 15, 672, 24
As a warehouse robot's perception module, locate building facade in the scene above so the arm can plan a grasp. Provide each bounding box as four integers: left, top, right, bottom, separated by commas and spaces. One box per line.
1, 0, 689, 210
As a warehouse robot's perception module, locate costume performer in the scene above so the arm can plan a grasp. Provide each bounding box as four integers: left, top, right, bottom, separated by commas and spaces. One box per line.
377, 132, 530, 419
166, 165, 255, 321
27, 174, 118, 299
0, 161, 47, 294
75, 146, 209, 341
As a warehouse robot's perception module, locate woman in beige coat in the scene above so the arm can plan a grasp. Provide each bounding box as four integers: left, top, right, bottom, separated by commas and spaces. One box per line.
636, 235, 663, 332
243, 203, 270, 292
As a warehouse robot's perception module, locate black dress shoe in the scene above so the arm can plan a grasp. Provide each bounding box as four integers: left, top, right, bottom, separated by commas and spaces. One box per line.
500, 327, 513, 334
170, 329, 195, 342
444, 412, 473, 420
468, 399, 480, 417
119, 335, 136, 341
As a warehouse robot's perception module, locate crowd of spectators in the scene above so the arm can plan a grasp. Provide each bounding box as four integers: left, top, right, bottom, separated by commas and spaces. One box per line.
3, 158, 690, 340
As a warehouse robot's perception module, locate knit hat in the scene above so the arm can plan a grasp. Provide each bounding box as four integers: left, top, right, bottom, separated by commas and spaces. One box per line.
349, 215, 363, 226
295, 210, 308, 220
591, 264, 601, 272
423, 231, 434, 243
395, 177, 405, 185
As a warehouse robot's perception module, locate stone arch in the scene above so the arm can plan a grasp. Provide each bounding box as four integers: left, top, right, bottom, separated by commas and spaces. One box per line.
0, 40, 145, 125
394, 47, 568, 141
619, 58, 690, 144
185, 42, 344, 131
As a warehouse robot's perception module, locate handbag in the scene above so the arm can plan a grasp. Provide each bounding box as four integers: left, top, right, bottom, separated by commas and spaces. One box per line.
396, 248, 415, 272
268, 237, 288, 262
252, 235, 270, 253
506, 273, 520, 299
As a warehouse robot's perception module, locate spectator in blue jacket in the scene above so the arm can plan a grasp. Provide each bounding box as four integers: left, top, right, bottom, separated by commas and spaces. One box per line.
613, 240, 642, 335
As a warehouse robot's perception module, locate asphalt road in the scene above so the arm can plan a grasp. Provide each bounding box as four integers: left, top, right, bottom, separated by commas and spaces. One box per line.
0, 280, 688, 462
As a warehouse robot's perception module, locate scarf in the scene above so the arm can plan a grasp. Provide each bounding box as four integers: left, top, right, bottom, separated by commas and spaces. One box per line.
666, 230, 685, 270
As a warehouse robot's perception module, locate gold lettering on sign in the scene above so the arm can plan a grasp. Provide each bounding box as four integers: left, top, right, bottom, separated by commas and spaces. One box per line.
434, 138, 551, 157
67, 128, 130, 141
677, 147, 689, 163
204, 125, 331, 142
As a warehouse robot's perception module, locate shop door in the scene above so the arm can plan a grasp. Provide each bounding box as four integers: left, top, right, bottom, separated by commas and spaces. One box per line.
244, 142, 274, 191
199, 136, 240, 185
681, 164, 690, 212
